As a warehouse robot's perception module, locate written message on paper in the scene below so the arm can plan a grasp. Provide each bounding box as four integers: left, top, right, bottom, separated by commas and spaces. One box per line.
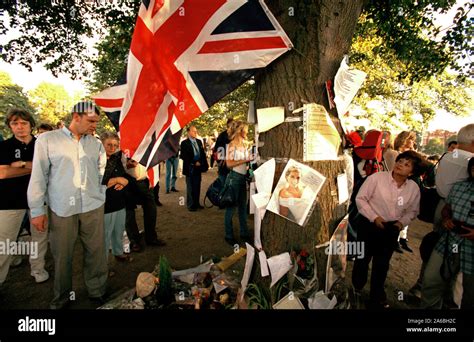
303, 103, 341, 161
333, 57, 367, 117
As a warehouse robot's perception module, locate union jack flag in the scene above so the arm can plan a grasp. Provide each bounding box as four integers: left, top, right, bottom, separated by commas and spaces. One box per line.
93, 0, 292, 171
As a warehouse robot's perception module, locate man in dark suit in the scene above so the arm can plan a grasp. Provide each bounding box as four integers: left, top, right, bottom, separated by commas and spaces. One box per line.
180, 126, 208, 211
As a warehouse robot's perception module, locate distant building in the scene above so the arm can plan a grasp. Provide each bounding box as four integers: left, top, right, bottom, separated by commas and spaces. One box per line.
422, 129, 456, 147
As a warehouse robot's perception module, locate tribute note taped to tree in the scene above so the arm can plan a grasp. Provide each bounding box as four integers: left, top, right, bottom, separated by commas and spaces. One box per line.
334, 57, 367, 117
303, 103, 341, 161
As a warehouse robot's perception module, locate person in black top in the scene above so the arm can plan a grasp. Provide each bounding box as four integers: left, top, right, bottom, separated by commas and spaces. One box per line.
213, 118, 233, 182
180, 125, 209, 211
100, 132, 130, 262
0, 108, 37, 286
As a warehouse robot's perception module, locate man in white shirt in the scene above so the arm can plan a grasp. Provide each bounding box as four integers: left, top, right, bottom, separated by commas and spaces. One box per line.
28, 101, 108, 309
434, 124, 474, 232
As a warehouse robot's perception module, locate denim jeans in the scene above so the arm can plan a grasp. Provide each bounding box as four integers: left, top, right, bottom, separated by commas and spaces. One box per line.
166, 157, 179, 191
224, 171, 249, 239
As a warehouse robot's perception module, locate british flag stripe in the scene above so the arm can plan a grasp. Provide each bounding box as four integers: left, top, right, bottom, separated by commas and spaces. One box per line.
94, 0, 292, 169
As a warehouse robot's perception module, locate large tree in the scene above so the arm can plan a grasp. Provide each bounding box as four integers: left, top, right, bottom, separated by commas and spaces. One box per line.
28, 81, 72, 125
2, 0, 472, 303
0, 71, 36, 137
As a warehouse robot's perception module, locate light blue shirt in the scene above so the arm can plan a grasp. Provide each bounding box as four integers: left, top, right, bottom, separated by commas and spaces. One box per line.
28, 127, 106, 218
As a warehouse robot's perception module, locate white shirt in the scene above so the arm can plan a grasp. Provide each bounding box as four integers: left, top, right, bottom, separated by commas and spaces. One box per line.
356, 171, 420, 227
28, 128, 106, 218
436, 149, 473, 198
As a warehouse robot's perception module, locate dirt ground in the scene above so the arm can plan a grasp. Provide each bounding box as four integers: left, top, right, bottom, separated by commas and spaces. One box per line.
0, 166, 432, 310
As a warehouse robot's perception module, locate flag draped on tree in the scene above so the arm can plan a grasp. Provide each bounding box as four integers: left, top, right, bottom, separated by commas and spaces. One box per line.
93, 0, 292, 170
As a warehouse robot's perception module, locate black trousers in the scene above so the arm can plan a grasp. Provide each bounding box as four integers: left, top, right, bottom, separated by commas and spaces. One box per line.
186, 167, 202, 209
125, 178, 158, 244
352, 218, 399, 303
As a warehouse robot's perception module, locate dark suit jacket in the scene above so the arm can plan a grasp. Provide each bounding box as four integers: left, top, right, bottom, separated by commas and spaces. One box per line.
180, 138, 209, 176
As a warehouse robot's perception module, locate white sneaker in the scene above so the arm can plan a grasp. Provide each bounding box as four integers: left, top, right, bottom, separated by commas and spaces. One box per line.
31, 269, 49, 283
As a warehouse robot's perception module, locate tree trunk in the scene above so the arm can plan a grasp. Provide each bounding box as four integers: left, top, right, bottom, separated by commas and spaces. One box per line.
253, 0, 363, 290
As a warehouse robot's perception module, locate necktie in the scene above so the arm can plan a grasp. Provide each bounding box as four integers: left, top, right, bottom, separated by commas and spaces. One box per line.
191, 140, 199, 159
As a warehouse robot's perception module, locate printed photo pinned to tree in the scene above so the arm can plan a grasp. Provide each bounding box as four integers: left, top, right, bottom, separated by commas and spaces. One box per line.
325, 215, 349, 293
266, 159, 326, 226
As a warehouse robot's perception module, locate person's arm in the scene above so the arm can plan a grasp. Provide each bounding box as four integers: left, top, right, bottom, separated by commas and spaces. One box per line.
396, 186, 421, 227
0, 163, 32, 179
107, 177, 129, 190
355, 175, 381, 224
27, 137, 50, 231
98, 142, 107, 189
440, 203, 455, 230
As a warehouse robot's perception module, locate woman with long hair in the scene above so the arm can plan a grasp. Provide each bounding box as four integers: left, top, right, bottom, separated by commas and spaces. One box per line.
223, 120, 252, 245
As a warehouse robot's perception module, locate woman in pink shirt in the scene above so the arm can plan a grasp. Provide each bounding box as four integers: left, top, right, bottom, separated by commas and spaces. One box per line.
352, 150, 425, 309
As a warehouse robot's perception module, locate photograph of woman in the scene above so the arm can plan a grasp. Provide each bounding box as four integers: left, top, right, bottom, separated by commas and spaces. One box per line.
267, 159, 326, 226
278, 166, 306, 223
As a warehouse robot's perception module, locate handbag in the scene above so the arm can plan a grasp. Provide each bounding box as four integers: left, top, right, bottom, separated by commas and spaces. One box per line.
204, 177, 225, 208
218, 178, 236, 208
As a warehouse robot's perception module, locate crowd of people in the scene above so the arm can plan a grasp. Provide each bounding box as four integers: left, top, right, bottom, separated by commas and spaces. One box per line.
0, 100, 472, 310
348, 124, 474, 309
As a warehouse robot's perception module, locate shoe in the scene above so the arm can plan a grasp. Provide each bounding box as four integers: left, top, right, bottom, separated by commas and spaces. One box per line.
146, 239, 166, 247
114, 254, 133, 262
166, 190, 170, 194
10, 256, 23, 267
188, 207, 197, 212
131, 242, 142, 253
171, 188, 178, 192
399, 238, 413, 253
155, 200, 163, 207
394, 242, 404, 254
225, 237, 237, 246
31, 269, 49, 283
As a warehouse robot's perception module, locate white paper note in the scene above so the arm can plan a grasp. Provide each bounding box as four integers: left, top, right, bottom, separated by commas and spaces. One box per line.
257, 107, 285, 133
253, 205, 266, 250
253, 158, 275, 194
272, 292, 305, 309
303, 103, 341, 161
308, 290, 337, 309
267, 252, 293, 287
334, 57, 367, 117
259, 250, 270, 277
249, 182, 256, 214
240, 243, 255, 295
337, 173, 349, 204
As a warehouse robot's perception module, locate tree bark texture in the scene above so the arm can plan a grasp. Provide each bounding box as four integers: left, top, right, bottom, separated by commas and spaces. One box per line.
253, 0, 364, 287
